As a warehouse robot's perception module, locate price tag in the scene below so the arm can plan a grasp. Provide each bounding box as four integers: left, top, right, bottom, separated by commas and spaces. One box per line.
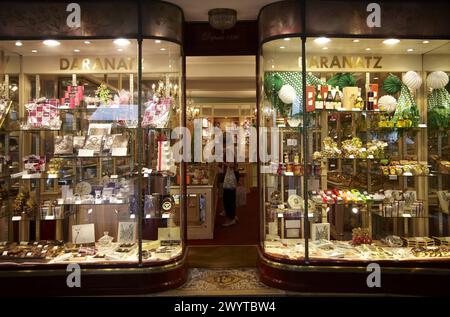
26, 252, 32, 257
349, 155, 355, 159
110, 175, 118, 179
130, 214, 136, 219
277, 213, 284, 218
418, 124, 427, 128
402, 214, 412, 218
284, 172, 294, 176
23, 173, 40, 179
12, 216, 22, 221
59, 105, 70, 110
145, 214, 151, 219
287, 139, 298, 146
87, 104, 97, 109
78, 149, 94, 157
48, 174, 58, 179
367, 155, 374, 159
307, 213, 314, 218
389, 175, 398, 180
2, 251, 7, 256
403, 172, 413, 176
75, 201, 81, 205
112, 148, 127, 156
44, 215, 55, 220
162, 213, 170, 219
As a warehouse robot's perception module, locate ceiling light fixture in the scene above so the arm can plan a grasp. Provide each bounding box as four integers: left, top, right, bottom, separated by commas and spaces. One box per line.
322, 47, 328, 50
383, 38, 400, 45
314, 37, 331, 44
279, 46, 285, 49
73, 49, 80, 52
352, 39, 360, 43
208, 8, 237, 31
422, 40, 430, 44
15, 41, 23, 47
113, 38, 131, 46
43, 40, 61, 47
284, 38, 291, 41
117, 48, 123, 52
407, 48, 414, 52
84, 41, 91, 44
155, 40, 161, 44
160, 48, 166, 51
365, 48, 371, 51
31, 50, 38, 53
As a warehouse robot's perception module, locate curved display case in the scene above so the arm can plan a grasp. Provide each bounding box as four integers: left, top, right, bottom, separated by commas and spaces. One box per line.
0, 0, 187, 295
258, 0, 450, 295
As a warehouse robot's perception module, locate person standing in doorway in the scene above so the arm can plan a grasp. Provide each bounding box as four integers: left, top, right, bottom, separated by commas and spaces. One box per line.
222, 162, 240, 227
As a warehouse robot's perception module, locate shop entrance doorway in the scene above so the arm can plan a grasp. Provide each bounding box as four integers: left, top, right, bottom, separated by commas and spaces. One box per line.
185, 56, 259, 267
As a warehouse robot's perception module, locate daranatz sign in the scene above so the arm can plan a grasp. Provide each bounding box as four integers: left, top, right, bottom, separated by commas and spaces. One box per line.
307, 55, 382, 69
60, 57, 135, 71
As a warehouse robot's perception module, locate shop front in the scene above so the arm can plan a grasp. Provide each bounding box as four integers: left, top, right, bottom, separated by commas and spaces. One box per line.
257, 0, 450, 295
0, 1, 187, 295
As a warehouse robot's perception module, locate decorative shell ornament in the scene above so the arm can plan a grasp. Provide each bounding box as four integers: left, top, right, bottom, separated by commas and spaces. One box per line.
427, 71, 449, 90
402, 71, 422, 90
378, 95, 397, 114
278, 84, 297, 104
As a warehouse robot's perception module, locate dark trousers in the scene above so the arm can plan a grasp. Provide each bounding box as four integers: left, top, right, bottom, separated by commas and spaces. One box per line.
223, 188, 236, 219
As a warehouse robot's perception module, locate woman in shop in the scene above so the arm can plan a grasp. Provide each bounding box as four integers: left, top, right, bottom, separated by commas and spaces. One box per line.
222, 162, 240, 227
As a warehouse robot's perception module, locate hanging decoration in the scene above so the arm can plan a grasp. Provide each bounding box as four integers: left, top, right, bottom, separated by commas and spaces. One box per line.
278, 84, 297, 104
393, 83, 420, 127
378, 95, 397, 114
426, 71, 449, 90
383, 74, 402, 95
327, 73, 356, 89
402, 71, 422, 91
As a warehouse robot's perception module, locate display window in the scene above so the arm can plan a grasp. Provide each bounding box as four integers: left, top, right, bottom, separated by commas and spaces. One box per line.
0, 38, 185, 267
260, 36, 450, 264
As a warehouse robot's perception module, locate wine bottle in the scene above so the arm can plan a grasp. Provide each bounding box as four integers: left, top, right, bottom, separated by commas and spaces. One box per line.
355, 88, 364, 110
334, 86, 342, 109
367, 86, 374, 111
315, 85, 323, 110
325, 85, 334, 110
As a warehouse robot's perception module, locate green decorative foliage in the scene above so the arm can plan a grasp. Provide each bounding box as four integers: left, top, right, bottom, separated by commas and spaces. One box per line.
393, 83, 420, 126
427, 88, 450, 130
306, 73, 326, 87
327, 73, 356, 88
446, 75, 450, 94
383, 74, 402, 95
95, 83, 112, 105
264, 73, 283, 97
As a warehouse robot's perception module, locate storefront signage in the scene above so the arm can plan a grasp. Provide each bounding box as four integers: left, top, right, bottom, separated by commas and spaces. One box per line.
366, 3, 381, 28
66, 3, 81, 28
59, 57, 135, 71
307, 56, 382, 69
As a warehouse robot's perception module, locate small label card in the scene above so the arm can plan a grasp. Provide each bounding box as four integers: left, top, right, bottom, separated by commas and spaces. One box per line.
277, 213, 284, 218
284, 172, 294, 176
44, 215, 55, 220
367, 155, 374, 159
78, 149, 94, 157
48, 174, 58, 179
403, 172, 413, 176
23, 173, 41, 179
287, 139, 298, 146
12, 216, 22, 221
112, 148, 127, 157
389, 175, 398, 180
418, 124, 427, 128
402, 214, 412, 218
110, 175, 118, 179
162, 213, 170, 219
87, 104, 97, 109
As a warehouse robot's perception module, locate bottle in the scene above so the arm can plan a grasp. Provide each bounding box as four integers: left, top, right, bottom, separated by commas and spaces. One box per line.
355, 88, 364, 110
315, 85, 323, 110
367, 86, 374, 111
325, 85, 334, 110
334, 86, 342, 109
294, 151, 300, 164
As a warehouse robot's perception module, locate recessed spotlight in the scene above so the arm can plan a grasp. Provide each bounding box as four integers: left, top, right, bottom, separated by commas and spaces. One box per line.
352, 39, 360, 43
113, 38, 131, 46
383, 38, 400, 45
314, 37, 331, 44
160, 48, 166, 51
73, 49, 80, 52
31, 50, 38, 53
271, 65, 275, 69
422, 40, 430, 44
155, 40, 161, 44
279, 46, 286, 49
84, 41, 91, 44
407, 48, 414, 52
284, 38, 291, 41
373, 77, 379, 80
365, 48, 371, 51
43, 40, 61, 47
322, 47, 328, 50
15, 41, 23, 47
117, 48, 123, 52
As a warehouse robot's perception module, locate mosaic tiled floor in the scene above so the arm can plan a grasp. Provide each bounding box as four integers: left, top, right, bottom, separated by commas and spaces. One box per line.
158, 268, 285, 296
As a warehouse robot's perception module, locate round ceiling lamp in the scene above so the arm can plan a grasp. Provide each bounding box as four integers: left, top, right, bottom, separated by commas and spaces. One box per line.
208, 8, 237, 31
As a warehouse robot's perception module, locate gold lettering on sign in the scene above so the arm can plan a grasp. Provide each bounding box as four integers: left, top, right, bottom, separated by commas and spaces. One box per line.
60, 57, 136, 71
306, 56, 383, 69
